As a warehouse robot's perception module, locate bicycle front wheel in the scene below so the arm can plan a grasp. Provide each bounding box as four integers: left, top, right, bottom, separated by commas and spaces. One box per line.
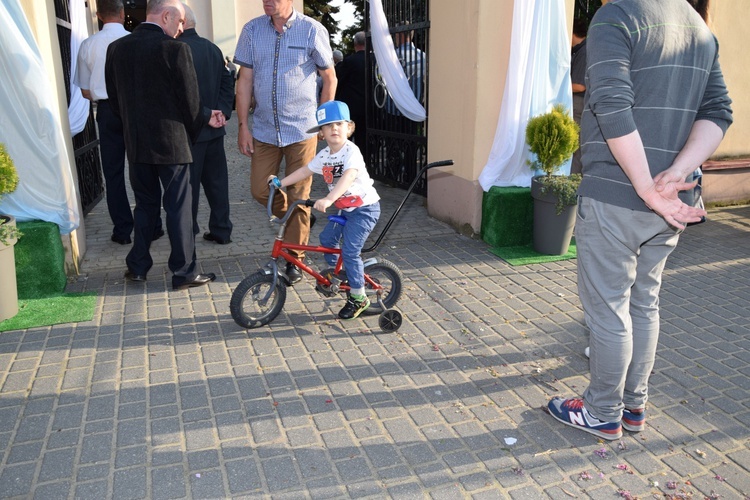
230, 272, 287, 328
362, 259, 403, 315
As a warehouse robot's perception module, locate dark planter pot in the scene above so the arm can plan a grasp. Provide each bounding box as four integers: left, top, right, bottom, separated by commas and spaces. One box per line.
530, 177, 577, 255
0, 214, 19, 322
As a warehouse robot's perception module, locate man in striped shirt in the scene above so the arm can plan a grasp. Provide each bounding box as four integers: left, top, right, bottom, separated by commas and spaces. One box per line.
234, 0, 337, 284
548, 0, 732, 441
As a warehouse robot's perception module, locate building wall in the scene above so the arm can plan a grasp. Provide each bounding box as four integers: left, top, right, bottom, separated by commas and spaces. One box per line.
425, 1, 514, 236
709, 2, 748, 159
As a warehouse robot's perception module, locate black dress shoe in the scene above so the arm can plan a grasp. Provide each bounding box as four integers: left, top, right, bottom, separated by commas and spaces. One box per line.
173, 273, 216, 291
285, 262, 303, 285
112, 234, 132, 245
203, 232, 231, 245
153, 229, 165, 240
124, 270, 146, 282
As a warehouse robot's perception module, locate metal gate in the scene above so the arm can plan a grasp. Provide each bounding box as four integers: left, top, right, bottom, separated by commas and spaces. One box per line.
365, 0, 429, 196
54, 0, 105, 215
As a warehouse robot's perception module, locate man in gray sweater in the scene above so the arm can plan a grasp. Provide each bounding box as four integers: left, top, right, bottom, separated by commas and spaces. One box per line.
548, 0, 732, 440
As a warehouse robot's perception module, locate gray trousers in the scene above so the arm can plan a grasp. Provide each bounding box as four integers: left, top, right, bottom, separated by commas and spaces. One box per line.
576, 197, 680, 422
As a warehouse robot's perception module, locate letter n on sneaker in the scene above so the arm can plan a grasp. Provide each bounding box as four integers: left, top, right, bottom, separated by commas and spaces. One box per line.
547, 397, 622, 440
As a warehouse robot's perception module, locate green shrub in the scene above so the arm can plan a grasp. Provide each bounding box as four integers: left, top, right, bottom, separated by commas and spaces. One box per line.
0, 143, 22, 245
526, 104, 581, 214
0, 144, 19, 197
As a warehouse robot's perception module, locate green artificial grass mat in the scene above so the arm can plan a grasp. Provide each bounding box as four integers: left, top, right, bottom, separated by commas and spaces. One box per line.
15, 221, 67, 299
1, 220, 98, 332
481, 187, 533, 248
0, 292, 97, 333
491, 238, 577, 266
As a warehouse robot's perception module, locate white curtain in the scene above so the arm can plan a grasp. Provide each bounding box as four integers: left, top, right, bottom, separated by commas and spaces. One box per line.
68, 0, 90, 135
368, 0, 427, 122
478, 0, 573, 190
0, 0, 80, 234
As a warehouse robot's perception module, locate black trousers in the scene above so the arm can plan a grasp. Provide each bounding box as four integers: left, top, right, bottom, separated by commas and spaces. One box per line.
126, 162, 197, 286
189, 136, 232, 240
96, 100, 133, 239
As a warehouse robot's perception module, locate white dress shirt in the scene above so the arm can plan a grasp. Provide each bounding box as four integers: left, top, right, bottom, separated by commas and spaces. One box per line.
73, 22, 129, 101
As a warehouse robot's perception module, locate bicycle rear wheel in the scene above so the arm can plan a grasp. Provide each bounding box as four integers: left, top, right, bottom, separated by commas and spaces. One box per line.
362, 259, 403, 315
230, 272, 287, 328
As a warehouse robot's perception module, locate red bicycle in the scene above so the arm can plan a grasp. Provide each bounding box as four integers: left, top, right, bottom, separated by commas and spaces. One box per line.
229, 160, 454, 332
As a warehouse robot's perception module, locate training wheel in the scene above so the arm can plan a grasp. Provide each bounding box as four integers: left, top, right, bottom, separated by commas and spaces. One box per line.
378, 309, 403, 332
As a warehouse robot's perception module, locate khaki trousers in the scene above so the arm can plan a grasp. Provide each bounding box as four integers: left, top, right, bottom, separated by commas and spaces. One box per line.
576, 197, 680, 422
250, 138, 317, 259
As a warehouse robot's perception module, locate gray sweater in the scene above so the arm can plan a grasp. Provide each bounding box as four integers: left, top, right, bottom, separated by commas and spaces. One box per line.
578, 0, 733, 211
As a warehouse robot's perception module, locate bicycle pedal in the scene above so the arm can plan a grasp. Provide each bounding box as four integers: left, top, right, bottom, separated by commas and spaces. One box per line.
315, 282, 337, 297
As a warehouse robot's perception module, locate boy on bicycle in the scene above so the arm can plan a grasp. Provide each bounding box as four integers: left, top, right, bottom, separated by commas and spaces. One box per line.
269, 101, 381, 320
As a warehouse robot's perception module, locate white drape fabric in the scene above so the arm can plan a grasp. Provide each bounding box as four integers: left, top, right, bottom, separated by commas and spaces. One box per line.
0, 0, 80, 234
368, 0, 427, 122
478, 0, 573, 190
68, 0, 90, 135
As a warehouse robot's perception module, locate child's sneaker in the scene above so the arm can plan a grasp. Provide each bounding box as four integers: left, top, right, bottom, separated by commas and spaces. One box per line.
622, 407, 645, 432
338, 294, 370, 320
547, 397, 623, 440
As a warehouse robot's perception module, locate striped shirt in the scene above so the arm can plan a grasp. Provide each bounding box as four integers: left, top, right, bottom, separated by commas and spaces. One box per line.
578, 0, 732, 211
234, 10, 333, 147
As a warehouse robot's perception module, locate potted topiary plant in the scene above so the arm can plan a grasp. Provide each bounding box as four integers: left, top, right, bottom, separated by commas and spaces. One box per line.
0, 142, 21, 322
526, 104, 581, 255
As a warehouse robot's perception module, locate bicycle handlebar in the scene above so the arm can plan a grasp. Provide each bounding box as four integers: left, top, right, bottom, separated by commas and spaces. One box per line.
267, 185, 314, 225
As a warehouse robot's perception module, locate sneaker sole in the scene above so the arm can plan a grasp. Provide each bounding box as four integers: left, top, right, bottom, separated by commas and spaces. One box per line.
549, 412, 623, 441
622, 422, 643, 432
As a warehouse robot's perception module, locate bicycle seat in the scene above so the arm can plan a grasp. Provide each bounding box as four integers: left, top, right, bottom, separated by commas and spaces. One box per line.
327, 215, 347, 226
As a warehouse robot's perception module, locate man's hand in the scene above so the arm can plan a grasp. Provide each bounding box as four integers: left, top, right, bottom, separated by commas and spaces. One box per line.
653, 167, 691, 193
238, 124, 254, 157
605, 130, 706, 230
640, 180, 706, 230
208, 110, 225, 128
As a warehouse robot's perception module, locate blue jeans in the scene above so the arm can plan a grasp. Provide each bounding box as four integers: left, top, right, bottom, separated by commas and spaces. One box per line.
319, 202, 381, 290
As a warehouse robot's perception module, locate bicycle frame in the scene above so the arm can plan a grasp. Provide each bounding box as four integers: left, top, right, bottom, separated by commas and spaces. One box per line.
271, 241, 382, 286
257, 206, 383, 302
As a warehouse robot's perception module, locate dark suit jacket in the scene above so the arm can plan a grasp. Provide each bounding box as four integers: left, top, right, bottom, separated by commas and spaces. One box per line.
179, 28, 234, 143
105, 23, 210, 164
335, 50, 366, 123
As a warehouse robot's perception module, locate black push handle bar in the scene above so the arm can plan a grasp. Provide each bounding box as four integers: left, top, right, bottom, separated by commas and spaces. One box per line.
363, 159, 454, 253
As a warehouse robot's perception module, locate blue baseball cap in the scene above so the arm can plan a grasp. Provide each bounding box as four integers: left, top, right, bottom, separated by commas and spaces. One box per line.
307, 101, 352, 133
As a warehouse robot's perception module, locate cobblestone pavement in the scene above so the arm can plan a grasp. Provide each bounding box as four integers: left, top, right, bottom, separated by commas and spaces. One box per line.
1, 117, 749, 499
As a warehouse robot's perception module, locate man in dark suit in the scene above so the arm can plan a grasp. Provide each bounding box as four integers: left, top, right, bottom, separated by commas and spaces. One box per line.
105, 0, 224, 290
179, 4, 234, 245
335, 31, 367, 150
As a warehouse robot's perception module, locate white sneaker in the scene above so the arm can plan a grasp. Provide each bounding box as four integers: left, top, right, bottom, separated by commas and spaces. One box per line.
584, 346, 590, 358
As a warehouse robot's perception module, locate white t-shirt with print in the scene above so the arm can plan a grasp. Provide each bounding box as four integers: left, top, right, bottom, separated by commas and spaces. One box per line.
307, 141, 380, 212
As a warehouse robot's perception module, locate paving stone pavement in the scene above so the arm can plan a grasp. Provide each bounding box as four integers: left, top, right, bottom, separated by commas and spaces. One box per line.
1, 117, 749, 499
